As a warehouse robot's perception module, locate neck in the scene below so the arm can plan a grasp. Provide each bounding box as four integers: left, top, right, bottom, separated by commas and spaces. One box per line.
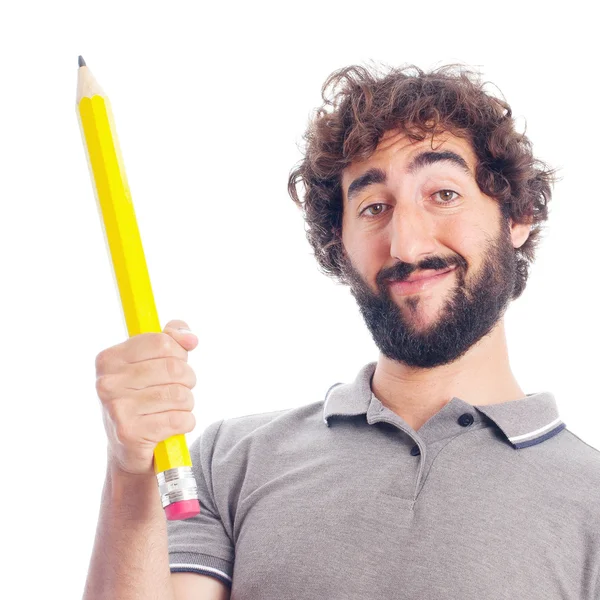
371, 318, 524, 431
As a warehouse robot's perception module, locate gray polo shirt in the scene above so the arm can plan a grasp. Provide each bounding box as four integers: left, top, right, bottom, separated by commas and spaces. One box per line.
167, 361, 600, 599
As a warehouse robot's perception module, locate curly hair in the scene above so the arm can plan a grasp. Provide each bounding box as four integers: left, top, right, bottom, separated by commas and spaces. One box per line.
287, 62, 559, 299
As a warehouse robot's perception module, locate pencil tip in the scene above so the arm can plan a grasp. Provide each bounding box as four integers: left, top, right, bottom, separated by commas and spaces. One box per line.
78, 55, 86, 68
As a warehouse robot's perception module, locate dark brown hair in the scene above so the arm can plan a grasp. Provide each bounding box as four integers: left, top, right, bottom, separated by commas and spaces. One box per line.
287, 62, 559, 299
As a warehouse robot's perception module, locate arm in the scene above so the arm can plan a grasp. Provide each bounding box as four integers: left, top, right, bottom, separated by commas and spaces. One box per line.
171, 573, 230, 600
85, 325, 232, 599
82, 464, 177, 600
82, 464, 230, 600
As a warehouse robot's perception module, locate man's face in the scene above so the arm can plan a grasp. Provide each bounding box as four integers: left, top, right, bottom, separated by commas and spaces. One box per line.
340, 129, 530, 368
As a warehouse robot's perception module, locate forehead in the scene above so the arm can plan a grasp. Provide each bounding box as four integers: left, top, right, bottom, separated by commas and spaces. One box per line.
341, 129, 477, 190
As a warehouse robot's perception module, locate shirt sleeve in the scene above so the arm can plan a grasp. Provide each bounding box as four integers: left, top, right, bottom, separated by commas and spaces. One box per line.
166, 418, 234, 589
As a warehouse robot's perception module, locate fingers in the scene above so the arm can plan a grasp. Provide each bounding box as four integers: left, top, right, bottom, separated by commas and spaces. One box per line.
94, 318, 199, 476
96, 332, 190, 376
114, 410, 197, 448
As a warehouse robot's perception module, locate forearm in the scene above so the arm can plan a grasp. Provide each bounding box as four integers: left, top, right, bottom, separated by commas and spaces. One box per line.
83, 461, 176, 600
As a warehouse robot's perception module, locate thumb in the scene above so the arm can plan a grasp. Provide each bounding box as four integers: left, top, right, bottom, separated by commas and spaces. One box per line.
163, 319, 198, 351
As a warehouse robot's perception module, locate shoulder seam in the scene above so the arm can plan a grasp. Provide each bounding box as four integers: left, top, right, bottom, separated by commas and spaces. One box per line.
225, 406, 293, 422
563, 428, 600, 455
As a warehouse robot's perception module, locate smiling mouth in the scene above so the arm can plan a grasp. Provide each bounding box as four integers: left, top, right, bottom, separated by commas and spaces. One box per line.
388, 265, 457, 296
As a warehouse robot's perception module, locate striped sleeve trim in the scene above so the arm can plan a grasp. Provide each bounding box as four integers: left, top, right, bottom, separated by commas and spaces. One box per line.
169, 551, 233, 588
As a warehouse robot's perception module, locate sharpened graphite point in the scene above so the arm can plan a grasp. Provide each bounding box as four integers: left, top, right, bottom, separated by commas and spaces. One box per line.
78, 55, 86, 67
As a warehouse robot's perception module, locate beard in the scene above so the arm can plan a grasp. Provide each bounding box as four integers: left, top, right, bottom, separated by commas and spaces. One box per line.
339, 218, 518, 369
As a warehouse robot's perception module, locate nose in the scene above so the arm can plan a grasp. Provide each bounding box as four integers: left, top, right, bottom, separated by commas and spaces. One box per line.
389, 203, 437, 264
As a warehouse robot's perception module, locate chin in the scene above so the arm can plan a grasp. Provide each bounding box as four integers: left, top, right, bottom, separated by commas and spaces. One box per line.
400, 295, 448, 329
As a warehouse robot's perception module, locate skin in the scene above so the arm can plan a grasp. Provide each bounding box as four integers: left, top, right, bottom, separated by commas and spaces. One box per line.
340, 128, 532, 431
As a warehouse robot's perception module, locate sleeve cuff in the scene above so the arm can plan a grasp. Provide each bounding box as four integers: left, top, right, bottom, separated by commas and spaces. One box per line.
169, 551, 233, 588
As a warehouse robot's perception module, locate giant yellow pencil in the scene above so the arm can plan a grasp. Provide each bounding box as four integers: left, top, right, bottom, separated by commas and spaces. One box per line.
76, 56, 200, 520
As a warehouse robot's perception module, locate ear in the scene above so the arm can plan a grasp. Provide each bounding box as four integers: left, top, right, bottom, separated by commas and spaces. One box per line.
509, 218, 532, 249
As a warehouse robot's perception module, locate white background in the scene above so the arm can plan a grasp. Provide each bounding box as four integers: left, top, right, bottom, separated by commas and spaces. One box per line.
0, 0, 598, 595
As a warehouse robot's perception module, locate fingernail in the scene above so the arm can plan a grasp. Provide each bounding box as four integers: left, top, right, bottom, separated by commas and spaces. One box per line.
177, 328, 193, 335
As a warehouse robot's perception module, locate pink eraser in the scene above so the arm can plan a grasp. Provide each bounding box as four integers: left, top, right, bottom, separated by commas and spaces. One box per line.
165, 499, 200, 521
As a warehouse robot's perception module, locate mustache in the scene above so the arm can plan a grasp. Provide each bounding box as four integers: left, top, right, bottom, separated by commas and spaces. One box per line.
377, 255, 467, 285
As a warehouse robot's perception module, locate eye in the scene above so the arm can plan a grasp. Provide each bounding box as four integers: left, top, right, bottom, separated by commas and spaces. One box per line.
360, 203, 390, 218
360, 190, 459, 218
432, 189, 459, 204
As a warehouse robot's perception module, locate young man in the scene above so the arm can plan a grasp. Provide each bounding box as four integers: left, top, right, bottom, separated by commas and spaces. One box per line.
84, 64, 600, 599
166, 63, 599, 598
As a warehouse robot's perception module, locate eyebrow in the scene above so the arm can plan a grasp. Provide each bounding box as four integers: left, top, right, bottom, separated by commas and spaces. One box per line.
346, 150, 472, 203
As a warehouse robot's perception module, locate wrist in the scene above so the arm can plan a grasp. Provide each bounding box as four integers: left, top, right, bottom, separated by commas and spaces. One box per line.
106, 458, 162, 517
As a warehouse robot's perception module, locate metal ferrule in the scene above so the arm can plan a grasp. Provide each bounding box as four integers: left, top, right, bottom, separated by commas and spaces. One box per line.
156, 466, 199, 508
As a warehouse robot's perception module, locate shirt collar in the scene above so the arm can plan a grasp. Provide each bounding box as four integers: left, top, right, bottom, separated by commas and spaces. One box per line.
322, 362, 566, 450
